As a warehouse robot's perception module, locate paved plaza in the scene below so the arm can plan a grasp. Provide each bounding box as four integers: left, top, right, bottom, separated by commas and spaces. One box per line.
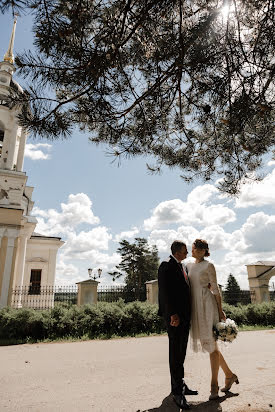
0, 330, 274, 412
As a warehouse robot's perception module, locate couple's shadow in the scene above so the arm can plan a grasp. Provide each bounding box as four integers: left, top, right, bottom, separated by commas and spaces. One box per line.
141, 391, 239, 412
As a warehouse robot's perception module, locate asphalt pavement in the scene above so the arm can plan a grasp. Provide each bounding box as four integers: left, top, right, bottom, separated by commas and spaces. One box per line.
0, 330, 274, 411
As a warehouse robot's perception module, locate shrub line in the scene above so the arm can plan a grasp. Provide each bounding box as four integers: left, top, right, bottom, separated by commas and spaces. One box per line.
0, 300, 274, 345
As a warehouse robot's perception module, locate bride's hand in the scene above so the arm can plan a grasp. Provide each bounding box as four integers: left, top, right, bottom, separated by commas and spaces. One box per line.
219, 310, 226, 321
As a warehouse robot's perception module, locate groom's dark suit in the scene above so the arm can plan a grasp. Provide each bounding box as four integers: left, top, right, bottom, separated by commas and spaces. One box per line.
158, 255, 191, 396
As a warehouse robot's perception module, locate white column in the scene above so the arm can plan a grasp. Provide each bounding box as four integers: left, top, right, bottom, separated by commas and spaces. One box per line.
16, 129, 27, 172
15, 234, 28, 286
13, 234, 28, 308
6, 126, 18, 170
0, 228, 6, 271
0, 127, 10, 169
0, 228, 6, 289
0, 227, 6, 240
0, 231, 17, 307
47, 248, 58, 285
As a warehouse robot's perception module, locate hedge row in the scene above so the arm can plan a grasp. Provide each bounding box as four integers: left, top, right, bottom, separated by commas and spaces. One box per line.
0, 300, 165, 342
0, 300, 274, 343
223, 302, 275, 326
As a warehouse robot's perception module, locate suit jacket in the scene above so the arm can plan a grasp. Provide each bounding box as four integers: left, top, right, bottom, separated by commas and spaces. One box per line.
158, 256, 191, 326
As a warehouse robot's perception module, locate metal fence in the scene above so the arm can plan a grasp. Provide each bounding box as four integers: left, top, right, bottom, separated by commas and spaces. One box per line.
222, 290, 275, 304
11, 285, 145, 309
11, 285, 77, 310
97, 285, 146, 303
222, 290, 255, 305
10, 285, 275, 309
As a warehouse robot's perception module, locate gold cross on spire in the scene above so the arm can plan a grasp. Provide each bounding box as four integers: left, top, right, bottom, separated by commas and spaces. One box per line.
4, 15, 18, 64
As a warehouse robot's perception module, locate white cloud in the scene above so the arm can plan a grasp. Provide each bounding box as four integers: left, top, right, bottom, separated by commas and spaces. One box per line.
144, 199, 189, 230
226, 229, 247, 252
235, 168, 275, 208
216, 212, 275, 255
199, 225, 232, 251
63, 227, 112, 258
220, 247, 275, 290
213, 261, 249, 289
148, 228, 190, 252
267, 160, 275, 167
144, 184, 236, 230
55, 259, 81, 285
203, 212, 275, 289
55, 253, 122, 285
187, 184, 218, 203
31, 183, 275, 290
56, 251, 121, 285
200, 204, 236, 226
146, 225, 251, 288
147, 209, 275, 290
25, 143, 52, 160
31, 192, 124, 284
33, 193, 100, 236
240, 212, 275, 253
148, 225, 232, 254
115, 227, 139, 242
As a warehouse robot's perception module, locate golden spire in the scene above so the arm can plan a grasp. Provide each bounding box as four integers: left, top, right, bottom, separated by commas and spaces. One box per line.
3, 16, 18, 64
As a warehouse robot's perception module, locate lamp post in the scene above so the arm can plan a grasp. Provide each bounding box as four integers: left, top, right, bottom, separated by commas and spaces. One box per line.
88, 268, 102, 280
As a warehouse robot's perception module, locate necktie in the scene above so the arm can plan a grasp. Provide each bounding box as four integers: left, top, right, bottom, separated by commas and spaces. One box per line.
179, 263, 189, 286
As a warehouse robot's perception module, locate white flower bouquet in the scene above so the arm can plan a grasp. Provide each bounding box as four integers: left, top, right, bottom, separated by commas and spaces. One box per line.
213, 318, 238, 342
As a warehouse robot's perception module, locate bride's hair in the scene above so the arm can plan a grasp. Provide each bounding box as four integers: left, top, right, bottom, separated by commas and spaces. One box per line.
193, 239, 210, 257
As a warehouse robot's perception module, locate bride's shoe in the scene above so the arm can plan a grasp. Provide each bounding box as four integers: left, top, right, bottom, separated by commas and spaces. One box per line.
209, 384, 219, 400
221, 374, 239, 392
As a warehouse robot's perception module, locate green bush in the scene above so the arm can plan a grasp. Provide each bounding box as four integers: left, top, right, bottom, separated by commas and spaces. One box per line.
0, 301, 274, 344
244, 302, 275, 326
223, 303, 248, 325
0, 307, 50, 340
223, 301, 275, 327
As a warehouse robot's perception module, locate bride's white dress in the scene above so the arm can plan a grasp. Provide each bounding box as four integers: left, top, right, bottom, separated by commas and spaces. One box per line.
187, 260, 221, 353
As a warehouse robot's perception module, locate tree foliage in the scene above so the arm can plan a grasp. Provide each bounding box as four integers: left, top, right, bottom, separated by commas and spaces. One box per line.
1, 0, 275, 193
224, 273, 241, 305
110, 237, 159, 300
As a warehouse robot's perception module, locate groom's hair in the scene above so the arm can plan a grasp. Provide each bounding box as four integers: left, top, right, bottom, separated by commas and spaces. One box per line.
171, 240, 186, 255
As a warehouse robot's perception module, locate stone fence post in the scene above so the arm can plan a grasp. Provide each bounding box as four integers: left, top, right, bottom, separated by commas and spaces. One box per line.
145, 279, 158, 304
76, 279, 99, 305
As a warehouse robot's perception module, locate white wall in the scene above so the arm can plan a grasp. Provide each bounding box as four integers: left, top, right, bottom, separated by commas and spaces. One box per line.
23, 237, 64, 287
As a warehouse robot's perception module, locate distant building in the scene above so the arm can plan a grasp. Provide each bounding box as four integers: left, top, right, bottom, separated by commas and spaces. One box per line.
246, 261, 275, 303
0, 19, 64, 308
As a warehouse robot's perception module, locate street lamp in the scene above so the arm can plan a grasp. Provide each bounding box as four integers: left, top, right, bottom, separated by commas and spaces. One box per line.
88, 268, 102, 280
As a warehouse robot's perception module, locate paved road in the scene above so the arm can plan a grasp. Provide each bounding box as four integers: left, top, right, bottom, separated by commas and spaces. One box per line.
0, 330, 274, 412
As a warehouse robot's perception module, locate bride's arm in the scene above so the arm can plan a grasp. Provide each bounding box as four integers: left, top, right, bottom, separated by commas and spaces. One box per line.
208, 263, 226, 321
214, 293, 226, 321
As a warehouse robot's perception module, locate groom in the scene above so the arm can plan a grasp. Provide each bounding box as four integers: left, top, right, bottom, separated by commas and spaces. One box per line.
158, 240, 198, 410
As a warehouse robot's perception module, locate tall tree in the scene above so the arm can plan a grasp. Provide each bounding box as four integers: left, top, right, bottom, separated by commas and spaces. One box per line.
1, 0, 275, 194
224, 273, 241, 305
110, 237, 159, 300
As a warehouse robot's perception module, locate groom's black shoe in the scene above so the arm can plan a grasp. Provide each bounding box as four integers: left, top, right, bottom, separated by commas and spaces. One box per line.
184, 385, 198, 396
173, 394, 190, 410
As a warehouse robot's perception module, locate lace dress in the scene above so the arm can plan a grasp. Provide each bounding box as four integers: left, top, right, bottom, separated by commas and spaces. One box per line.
187, 260, 221, 353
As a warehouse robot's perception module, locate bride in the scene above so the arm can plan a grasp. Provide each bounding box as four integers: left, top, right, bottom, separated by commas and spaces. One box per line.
187, 239, 239, 400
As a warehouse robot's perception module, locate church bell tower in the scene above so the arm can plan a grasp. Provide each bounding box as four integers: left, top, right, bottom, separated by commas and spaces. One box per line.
0, 18, 37, 308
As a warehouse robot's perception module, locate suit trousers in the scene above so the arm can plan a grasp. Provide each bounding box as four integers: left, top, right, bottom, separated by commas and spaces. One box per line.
167, 321, 189, 395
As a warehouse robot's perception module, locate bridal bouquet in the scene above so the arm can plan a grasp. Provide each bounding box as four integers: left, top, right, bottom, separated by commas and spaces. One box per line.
213, 318, 238, 342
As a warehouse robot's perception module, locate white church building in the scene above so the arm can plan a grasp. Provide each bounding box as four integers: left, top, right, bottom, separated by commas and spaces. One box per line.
0, 19, 64, 308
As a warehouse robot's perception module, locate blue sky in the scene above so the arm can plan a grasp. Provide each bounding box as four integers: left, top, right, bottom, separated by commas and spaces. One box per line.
1, 12, 275, 289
